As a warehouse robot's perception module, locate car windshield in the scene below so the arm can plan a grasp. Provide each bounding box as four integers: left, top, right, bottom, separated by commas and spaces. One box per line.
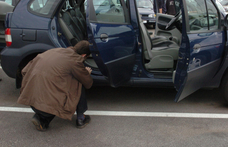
136, 0, 153, 9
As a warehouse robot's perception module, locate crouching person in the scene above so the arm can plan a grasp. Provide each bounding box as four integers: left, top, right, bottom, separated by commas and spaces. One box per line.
17, 40, 93, 131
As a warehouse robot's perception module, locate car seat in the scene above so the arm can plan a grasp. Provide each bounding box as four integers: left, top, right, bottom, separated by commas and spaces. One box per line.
59, 2, 84, 46
68, 0, 87, 38
138, 13, 179, 69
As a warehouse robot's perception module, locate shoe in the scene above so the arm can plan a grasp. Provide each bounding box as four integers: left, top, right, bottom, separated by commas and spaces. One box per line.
76, 115, 91, 129
31, 115, 47, 131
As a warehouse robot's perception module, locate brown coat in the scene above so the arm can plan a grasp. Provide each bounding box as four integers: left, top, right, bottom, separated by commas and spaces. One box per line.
17, 47, 93, 120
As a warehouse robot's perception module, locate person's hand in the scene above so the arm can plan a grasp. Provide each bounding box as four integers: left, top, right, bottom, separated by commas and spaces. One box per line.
85, 67, 92, 75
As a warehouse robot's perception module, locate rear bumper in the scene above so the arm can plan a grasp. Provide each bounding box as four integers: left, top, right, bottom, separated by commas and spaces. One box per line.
141, 17, 155, 24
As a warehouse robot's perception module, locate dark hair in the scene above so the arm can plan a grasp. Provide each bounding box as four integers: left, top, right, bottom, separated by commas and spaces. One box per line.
73, 40, 91, 56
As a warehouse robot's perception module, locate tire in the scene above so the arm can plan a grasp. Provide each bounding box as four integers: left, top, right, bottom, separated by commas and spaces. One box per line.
16, 53, 38, 88
220, 71, 228, 103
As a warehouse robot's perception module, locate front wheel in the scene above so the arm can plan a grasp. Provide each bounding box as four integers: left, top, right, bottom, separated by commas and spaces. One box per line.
220, 71, 228, 103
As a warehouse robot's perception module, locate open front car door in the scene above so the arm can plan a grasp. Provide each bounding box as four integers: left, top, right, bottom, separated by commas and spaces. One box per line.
174, 0, 226, 102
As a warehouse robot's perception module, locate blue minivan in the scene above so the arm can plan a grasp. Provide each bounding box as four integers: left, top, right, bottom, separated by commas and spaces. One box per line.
1, 0, 228, 102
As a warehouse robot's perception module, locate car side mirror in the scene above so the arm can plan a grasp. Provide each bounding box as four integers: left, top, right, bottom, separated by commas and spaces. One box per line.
225, 14, 228, 27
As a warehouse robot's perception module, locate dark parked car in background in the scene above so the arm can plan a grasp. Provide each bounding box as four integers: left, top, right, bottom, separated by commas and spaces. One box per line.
1, 0, 228, 103
136, 0, 155, 28
0, 0, 19, 52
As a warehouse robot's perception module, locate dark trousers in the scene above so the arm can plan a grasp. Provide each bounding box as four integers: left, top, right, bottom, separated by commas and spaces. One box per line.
31, 86, 87, 125
76, 86, 87, 115
31, 106, 55, 127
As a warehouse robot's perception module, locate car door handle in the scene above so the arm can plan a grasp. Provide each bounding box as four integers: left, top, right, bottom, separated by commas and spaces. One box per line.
100, 34, 108, 42
193, 44, 201, 50
20, 33, 25, 37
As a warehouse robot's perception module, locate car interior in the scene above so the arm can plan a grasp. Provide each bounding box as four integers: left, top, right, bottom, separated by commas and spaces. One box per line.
58, 0, 182, 77
59, 0, 87, 46
139, 12, 180, 71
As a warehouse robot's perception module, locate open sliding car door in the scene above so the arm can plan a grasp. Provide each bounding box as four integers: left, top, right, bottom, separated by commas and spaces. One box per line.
174, 0, 226, 102
86, 0, 138, 87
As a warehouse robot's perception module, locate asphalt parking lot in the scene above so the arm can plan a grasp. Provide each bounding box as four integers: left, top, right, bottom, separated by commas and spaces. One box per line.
1, 61, 228, 147
1, 28, 228, 147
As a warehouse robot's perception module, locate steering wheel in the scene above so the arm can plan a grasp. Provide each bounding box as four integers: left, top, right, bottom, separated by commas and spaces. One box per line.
165, 11, 182, 30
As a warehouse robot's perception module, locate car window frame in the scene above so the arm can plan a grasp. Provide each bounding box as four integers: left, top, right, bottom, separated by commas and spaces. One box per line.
27, 0, 61, 18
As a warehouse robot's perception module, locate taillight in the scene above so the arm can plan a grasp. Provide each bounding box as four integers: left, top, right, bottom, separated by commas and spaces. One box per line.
5, 28, 12, 47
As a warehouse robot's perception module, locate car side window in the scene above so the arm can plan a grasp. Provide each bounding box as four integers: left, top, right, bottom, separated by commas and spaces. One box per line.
28, 0, 61, 17
0, 0, 12, 5
186, 0, 219, 32
92, 0, 129, 23
206, 0, 219, 30
186, 0, 208, 31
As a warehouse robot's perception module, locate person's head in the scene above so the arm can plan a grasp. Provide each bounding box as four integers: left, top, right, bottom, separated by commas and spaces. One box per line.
73, 40, 91, 58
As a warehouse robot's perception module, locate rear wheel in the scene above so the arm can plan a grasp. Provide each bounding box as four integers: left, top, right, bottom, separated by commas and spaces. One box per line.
16, 53, 39, 88
220, 71, 228, 103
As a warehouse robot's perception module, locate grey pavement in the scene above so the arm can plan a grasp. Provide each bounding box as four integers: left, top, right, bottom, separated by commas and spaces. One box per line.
1, 49, 228, 146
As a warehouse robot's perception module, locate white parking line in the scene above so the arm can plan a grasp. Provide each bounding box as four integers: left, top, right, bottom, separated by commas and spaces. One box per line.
0, 66, 2, 69
1, 107, 228, 119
